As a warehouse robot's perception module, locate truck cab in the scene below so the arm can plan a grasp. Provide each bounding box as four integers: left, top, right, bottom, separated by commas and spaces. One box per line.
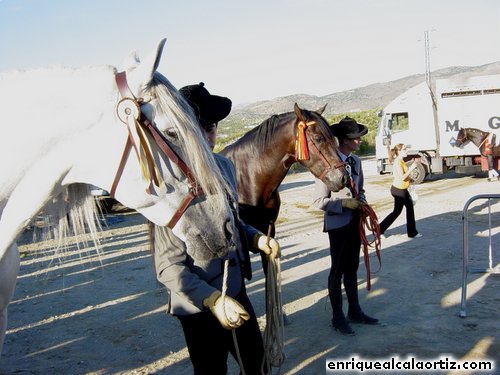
375, 82, 436, 183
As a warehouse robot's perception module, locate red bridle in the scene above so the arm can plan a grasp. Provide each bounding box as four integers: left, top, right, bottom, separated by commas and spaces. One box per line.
294, 120, 346, 181
111, 71, 203, 229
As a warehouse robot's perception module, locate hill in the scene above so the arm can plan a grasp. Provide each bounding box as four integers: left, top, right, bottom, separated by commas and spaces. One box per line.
222, 61, 500, 128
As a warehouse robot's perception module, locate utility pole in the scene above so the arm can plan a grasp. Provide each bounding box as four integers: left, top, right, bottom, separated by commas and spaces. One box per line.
424, 30, 432, 90
423, 29, 440, 150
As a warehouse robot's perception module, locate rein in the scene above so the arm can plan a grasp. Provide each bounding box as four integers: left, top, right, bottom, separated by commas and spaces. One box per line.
294, 120, 345, 181
111, 71, 203, 229
349, 178, 382, 291
477, 132, 492, 151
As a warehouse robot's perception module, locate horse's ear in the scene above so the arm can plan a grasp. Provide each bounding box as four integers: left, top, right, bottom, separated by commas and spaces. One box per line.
294, 103, 305, 122
149, 38, 167, 73
316, 104, 327, 115
126, 38, 167, 95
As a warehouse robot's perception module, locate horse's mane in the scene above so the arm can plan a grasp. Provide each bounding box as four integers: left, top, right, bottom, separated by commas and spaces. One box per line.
229, 112, 296, 153
36, 184, 102, 259
142, 72, 234, 216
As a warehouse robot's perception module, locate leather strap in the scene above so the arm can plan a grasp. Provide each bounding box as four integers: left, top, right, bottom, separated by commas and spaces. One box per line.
110, 137, 132, 198
307, 137, 345, 181
115, 71, 136, 99
111, 71, 203, 228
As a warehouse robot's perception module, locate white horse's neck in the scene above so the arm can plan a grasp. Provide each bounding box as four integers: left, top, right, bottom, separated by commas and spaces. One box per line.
0, 66, 126, 197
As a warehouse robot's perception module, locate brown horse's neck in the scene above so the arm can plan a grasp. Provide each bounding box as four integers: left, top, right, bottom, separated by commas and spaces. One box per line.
466, 128, 489, 148
222, 113, 297, 207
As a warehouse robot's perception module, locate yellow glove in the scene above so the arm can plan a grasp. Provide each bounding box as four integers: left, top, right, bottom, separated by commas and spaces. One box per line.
203, 290, 250, 330
341, 198, 362, 210
253, 234, 280, 260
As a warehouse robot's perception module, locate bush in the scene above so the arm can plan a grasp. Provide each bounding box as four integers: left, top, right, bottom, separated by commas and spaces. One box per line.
327, 108, 381, 156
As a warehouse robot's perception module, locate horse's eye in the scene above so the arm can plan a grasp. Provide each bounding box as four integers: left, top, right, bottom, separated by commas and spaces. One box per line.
313, 134, 325, 143
165, 128, 178, 139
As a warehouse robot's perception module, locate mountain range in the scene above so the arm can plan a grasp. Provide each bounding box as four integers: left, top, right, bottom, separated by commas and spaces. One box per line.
225, 61, 500, 125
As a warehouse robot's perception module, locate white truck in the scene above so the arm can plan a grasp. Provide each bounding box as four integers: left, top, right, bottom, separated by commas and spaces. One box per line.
375, 74, 500, 183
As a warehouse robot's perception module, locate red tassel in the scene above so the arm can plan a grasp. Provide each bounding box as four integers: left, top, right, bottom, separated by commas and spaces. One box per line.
295, 121, 309, 160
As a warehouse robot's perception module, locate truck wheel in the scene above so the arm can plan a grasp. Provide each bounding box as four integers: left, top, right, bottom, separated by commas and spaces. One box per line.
408, 161, 426, 184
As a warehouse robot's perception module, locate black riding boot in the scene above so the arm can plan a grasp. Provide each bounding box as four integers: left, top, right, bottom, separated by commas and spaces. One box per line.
344, 274, 378, 325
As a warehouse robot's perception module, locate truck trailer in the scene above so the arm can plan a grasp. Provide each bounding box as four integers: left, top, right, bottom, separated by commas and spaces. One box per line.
375, 74, 500, 183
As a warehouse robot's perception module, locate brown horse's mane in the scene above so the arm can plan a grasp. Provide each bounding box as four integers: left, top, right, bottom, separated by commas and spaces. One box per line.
226, 112, 296, 153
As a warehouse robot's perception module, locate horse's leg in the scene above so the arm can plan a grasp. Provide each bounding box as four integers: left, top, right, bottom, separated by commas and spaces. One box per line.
0, 243, 20, 356
487, 155, 499, 180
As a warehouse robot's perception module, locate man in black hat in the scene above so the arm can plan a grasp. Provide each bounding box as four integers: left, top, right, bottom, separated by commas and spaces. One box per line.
313, 116, 378, 336
153, 83, 278, 374
178, 82, 231, 151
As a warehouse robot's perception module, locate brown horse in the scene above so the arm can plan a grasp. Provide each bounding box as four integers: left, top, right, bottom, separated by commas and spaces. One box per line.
220, 103, 347, 238
455, 127, 500, 179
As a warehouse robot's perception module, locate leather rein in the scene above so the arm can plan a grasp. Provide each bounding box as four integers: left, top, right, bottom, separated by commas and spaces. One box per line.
111, 71, 203, 229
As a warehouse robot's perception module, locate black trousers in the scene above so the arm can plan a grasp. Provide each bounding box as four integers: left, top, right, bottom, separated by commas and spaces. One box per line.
327, 214, 362, 321
177, 290, 266, 375
379, 186, 418, 237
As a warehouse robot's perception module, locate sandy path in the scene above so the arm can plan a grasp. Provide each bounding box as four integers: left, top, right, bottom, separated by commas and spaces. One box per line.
1, 158, 499, 374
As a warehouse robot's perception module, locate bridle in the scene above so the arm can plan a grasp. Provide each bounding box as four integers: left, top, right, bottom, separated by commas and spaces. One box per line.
111, 71, 204, 229
455, 128, 469, 146
294, 119, 346, 181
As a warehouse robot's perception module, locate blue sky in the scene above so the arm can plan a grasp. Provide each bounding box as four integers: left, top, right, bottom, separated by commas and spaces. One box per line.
1, 0, 499, 105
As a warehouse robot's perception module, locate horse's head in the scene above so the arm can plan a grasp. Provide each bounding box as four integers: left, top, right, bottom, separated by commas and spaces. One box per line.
106, 39, 237, 258
293, 104, 348, 191
455, 127, 469, 147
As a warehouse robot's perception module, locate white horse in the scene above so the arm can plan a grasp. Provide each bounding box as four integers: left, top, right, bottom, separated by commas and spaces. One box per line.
0, 39, 238, 355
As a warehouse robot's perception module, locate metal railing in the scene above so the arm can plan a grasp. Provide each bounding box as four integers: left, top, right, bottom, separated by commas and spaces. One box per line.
460, 194, 500, 317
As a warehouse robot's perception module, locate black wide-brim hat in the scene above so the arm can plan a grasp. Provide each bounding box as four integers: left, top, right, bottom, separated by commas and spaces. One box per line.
179, 82, 232, 126
330, 116, 368, 139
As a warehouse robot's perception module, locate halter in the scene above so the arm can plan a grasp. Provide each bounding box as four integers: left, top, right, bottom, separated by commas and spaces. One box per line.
111, 71, 204, 229
456, 128, 470, 145
294, 120, 345, 181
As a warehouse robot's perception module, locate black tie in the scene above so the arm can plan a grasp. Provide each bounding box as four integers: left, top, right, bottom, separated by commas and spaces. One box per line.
346, 156, 358, 175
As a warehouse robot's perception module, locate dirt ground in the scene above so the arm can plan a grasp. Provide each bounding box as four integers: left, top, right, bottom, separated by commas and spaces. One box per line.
1, 157, 499, 375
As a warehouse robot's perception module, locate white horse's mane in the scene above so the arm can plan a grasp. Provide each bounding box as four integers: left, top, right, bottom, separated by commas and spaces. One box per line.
147, 72, 235, 214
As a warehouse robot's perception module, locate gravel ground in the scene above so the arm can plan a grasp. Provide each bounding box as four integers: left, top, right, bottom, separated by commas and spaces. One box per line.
1, 157, 499, 375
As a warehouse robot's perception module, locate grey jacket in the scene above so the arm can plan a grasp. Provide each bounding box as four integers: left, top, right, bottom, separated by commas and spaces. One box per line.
312, 153, 366, 231
154, 154, 259, 315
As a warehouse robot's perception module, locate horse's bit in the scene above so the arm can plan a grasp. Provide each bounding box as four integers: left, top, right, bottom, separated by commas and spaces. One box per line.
111, 71, 203, 229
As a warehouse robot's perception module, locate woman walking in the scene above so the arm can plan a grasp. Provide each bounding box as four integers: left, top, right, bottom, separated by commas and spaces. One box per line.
379, 143, 421, 238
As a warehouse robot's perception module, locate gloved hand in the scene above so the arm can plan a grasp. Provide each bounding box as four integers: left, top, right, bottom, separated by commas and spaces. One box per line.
342, 198, 362, 210
203, 290, 250, 330
253, 234, 280, 260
